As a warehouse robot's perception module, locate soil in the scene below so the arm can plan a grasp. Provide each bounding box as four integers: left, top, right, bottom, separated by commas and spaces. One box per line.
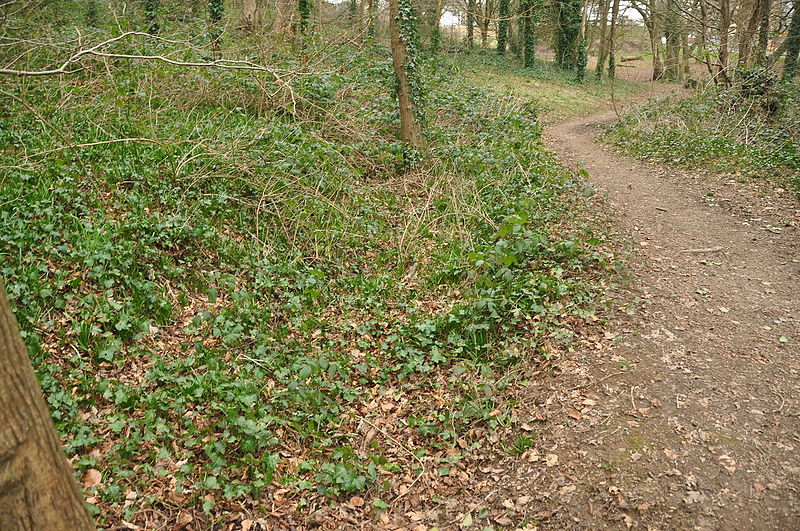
440, 100, 800, 529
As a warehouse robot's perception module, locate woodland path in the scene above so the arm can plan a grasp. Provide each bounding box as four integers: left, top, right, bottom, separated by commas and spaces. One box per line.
445, 101, 800, 529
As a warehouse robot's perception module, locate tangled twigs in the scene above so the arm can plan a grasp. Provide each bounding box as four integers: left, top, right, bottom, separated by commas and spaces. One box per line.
0, 31, 285, 84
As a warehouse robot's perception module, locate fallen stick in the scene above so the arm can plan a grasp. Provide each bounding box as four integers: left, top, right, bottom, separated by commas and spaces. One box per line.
680, 246, 724, 253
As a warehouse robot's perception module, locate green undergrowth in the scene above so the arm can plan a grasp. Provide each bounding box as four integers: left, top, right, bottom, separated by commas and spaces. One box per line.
459, 51, 646, 120
0, 30, 614, 525
604, 74, 800, 195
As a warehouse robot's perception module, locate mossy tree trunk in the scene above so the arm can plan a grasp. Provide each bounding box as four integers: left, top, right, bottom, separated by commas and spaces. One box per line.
521, 0, 537, 67
0, 281, 94, 530
389, 0, 423, 145
595, 0, 609, 78
607, 0, 621, 78
783, 0, 800, 80
555, 0, 581, 69
497, 0, 510, 54
208, 0, 224, 53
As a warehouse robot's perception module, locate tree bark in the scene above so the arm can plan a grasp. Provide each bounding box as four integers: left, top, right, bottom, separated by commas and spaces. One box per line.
273, 0, 294, 35
783, 0, 800, 79
389, 0, 423, 145
0, 281, 94, 530
756, 0, 771, 63
737, 0, 764, 66
607, 0, 621, 77
595, 0, 610, 78
243, 0, 259, 30
466, 0, 475, 48
717, 0, 732, 84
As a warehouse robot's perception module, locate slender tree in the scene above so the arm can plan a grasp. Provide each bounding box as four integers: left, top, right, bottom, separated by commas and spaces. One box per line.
607, 0, 621, 78
478, 0, 495, 47
497, 0, 510, 54
756, 0, 772, 63
466, 0, 475, 48
0, 282, 94, 530
576, 0, 589, 81
389, 0, 424, 145
595, 0, 610, 78
367, 0, 377, 39
783, 0, 800, 79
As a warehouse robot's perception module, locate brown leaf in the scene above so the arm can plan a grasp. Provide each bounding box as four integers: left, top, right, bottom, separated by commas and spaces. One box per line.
82, 468, 102, 488
349, 496, 365, 507
568, 409, 582, 420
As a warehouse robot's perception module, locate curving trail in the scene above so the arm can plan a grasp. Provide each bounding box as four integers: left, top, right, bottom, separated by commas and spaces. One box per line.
502, 107, 800, 528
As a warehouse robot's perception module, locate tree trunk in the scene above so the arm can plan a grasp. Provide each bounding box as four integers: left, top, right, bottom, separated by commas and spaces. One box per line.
429, 0, 445, 52
783, 0, 800, 79
717, 0, 732, 84
367, 0, 376, 39
663, 0, 680, 81
698, 0, 716, 76
607, 0, 621, 78
466, 0, 475, 48
0, 282, 94, 530
480, 0, 494, 48
737, 0, 763, 66
595, 0, 610, 78
497, 0, 510, 54
681, 31, 690, 79
389, 0, 423, 145
756, 0, 771, 63
243, 0, 259, 30
521, 0, 537, 66
273, 0, 294, 36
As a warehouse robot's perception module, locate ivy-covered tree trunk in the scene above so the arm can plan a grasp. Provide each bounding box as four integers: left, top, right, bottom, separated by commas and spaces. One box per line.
466, 0, 475, 48
429, 0, 444, 53
145, 0, 159, 34
595, 0, 609, 79
208, 0, 224, 52
0, 281, 94, 530
575, 0, 589, 81
497, 0, 510, 54
555, 0, 581, 69
367, 0, 376, 39
389, 0, 423, 145
298, 0, 312, 34
607, 0, 620, 78
783, 0, 800, 80
521, 0, 536, 67
756, 0, 771, 63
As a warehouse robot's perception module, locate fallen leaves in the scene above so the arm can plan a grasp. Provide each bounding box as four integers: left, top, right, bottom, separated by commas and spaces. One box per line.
81, 468, 102, 488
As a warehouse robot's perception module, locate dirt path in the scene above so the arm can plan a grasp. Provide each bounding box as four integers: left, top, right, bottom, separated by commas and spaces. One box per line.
439, 107, 800, 529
